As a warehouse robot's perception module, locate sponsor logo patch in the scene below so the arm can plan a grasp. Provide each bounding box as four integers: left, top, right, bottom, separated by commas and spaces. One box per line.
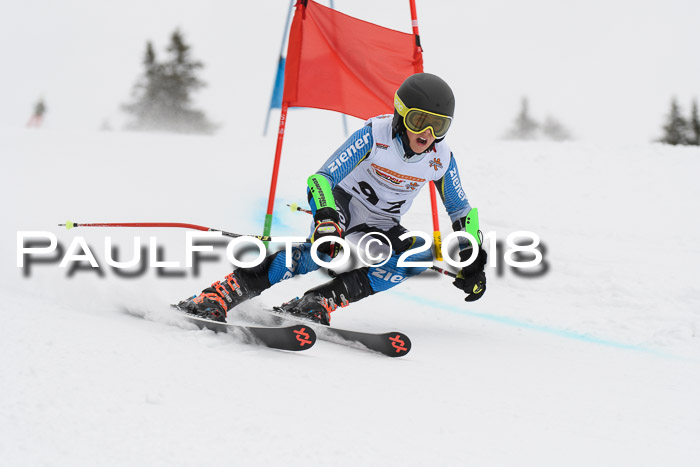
370, 163, 425, 189
429, 157, 443, 171
327, 131, 372, 173
374, 167, 403, 186
375, 143, 389, 150
449, 167, 467, 201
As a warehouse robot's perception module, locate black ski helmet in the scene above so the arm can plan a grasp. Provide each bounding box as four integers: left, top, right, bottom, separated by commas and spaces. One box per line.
392, 73, 455, 144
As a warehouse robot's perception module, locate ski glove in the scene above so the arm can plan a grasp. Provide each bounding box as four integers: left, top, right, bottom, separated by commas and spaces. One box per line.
311, 207, 344, 258
452, 247, 487, 302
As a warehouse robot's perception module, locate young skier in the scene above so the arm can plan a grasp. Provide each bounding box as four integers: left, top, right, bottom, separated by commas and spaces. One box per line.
177, 73, 487, 324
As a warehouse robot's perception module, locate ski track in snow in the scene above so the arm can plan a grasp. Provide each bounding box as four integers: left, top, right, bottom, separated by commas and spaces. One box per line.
2, 128, 700, 466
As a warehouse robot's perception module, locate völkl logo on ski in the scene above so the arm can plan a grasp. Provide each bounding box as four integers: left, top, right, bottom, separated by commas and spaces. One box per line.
293, 327, 313, 347
389, 334, 408, 354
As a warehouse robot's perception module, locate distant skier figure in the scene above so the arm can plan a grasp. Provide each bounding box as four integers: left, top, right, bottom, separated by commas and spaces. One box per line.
178, 73, 487, 324
27, 99, 46, 128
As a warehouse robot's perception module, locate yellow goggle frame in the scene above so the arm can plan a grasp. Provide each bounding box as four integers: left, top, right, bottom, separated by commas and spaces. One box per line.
394, 93, 452, 138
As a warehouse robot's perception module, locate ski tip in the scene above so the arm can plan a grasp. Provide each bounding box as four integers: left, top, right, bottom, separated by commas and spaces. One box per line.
386, 332, 411, 357
290, 324, 317, 350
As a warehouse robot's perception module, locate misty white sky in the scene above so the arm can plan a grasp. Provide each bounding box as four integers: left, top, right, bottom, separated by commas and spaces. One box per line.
2, 0, 698, 142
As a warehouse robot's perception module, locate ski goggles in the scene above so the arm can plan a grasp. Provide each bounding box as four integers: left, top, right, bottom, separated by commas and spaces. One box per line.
394, 93, 452, 138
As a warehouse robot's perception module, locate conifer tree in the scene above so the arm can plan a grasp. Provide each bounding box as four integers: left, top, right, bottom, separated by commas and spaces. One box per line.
689, 99, 700, 146
505, 97, 539, 140
658, 98, 688, 145
123, 30, 216, 134
542, 116, 572, 141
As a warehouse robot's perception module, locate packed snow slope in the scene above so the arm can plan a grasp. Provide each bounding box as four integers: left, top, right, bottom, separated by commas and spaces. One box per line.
2, 123, 700, 466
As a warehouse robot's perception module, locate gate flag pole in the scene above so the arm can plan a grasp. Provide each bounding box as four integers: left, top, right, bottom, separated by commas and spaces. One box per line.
409, 0, 443, 261
263, 101, 288, 240
263, 0, 295, 136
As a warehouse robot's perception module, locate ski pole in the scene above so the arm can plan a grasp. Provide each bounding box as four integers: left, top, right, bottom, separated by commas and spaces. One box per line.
430, 265, 457, 279
287, 203, 312, 214
284, 205, 460, 279
59, 220, 458, 278
58, 221, 311, 243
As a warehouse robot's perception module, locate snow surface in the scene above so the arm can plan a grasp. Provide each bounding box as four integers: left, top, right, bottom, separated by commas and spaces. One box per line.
2, 123, 699, 466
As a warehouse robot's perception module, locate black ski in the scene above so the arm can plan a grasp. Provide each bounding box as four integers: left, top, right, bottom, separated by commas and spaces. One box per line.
171, 305, 316, 352
255, 309, 411, 357
315, 324, 411, 358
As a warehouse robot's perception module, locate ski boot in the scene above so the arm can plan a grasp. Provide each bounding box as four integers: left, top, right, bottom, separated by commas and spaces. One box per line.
177, 267, 270, 322
275, 268, 375, 325
275, 295, 345, 326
